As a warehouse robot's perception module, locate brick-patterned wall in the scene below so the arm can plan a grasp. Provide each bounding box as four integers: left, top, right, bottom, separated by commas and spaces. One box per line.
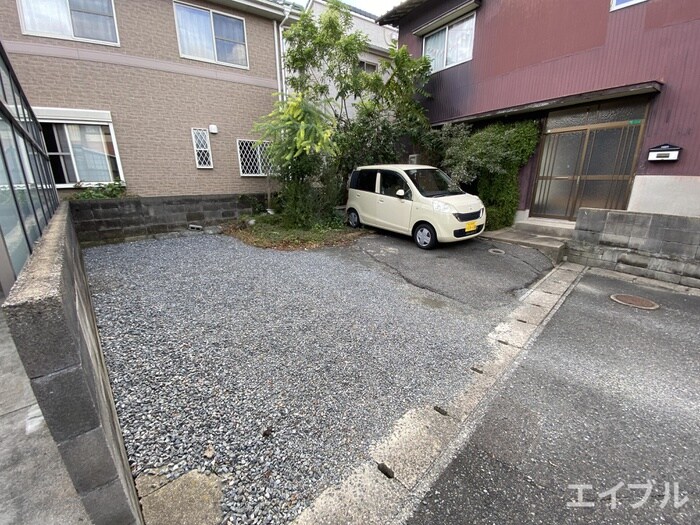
0, 0, 282, 197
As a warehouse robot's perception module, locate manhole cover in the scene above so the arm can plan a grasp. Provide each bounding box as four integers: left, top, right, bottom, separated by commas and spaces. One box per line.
489, 248, 506, 255
610, 294, 660, 310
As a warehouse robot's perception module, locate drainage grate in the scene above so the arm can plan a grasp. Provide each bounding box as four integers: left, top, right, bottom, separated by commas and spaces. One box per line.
610, 294, 660, 310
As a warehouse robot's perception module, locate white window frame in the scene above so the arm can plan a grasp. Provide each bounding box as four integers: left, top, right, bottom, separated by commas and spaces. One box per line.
16, 0, 121, 47
35, 108, 125, 189
173, 0, 250, 70
422, 13, 475, 74
237, 139, 270, 177
192, 128, 213, 169
610, 0, 648, 11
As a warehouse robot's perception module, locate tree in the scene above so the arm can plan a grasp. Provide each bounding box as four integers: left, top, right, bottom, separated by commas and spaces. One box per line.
334, 45, 432, 180
283, 0, 369, 121
255, 0, 432, 227
255, 93, 336, 228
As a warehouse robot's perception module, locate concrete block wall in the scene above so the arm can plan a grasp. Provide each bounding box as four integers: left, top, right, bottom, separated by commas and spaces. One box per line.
2, 204, 143, 525
568, 208, 700, 288
70, 194, 263, 245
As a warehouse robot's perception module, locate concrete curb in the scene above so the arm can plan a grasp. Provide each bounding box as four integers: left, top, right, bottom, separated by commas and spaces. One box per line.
291, 263, 587, 525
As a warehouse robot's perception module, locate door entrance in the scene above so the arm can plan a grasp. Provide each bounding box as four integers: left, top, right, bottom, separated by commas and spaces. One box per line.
530, 97, 648, 221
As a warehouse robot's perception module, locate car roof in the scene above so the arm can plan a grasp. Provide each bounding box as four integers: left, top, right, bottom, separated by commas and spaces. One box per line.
356, 164, 436, 170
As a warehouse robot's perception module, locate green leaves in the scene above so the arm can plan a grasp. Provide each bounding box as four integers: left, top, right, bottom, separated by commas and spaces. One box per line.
443, 121, 540, 185
255, 93, 336, 171
253, 0, 433, 228
69, 182, 126, 200
437, 121, 541, 229
283, 0, 368, 114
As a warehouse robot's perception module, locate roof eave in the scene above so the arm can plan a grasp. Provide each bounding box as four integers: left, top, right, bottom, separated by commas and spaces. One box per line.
431, 81, 664, 127
377, 0, 428, 26
207, 0, 302, 21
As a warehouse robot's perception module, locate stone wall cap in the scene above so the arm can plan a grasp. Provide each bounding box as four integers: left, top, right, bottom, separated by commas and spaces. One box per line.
2, 203, 69, 308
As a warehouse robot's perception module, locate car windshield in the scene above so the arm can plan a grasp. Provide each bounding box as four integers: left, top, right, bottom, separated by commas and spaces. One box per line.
404, 168, 464, 197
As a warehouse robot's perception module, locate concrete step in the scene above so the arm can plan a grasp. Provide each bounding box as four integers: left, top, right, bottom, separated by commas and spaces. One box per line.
513, 218, 575, 240
481, 228, 568, 263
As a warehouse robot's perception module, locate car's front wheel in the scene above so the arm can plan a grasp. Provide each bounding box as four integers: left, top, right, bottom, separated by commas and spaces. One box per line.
347, 209, 361, 228
413, 223, 437, 250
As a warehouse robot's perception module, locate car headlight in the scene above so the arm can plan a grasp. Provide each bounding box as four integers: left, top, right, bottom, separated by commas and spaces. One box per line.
432, 201, 456, 214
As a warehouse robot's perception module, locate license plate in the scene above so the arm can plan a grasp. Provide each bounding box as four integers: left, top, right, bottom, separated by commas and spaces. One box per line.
465, 221, 478, 232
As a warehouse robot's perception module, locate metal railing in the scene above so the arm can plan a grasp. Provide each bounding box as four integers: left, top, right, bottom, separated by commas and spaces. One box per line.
0, 39, 59, 298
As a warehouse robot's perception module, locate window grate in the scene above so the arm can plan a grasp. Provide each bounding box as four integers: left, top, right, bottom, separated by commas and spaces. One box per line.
192, 128, 212, 168
237, 139, 271, 176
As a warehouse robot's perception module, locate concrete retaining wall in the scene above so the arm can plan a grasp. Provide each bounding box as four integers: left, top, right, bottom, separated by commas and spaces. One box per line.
70, 194, 264, 245
568, 207, 700, 288
2, 204, 143, 525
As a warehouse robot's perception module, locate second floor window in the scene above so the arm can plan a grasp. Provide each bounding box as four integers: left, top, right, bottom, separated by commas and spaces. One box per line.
423, 14, 475, 73
19, 0, 118, 44
359, 60, 377, 73
174, 2, 248, 68
610, 0, 648, 10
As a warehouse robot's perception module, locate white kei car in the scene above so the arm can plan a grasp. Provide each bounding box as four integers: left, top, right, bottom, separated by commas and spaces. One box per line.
346, 165, 486, 249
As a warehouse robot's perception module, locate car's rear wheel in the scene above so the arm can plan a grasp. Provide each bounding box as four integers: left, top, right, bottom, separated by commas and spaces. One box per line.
347, 209, 361, 228
413, 223, 437, 250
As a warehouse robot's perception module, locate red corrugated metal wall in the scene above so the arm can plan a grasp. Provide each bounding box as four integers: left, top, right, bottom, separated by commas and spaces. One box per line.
397, 0, 700, 177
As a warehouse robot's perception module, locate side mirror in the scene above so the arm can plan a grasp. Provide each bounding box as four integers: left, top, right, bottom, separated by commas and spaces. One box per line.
396, 189, 405, 198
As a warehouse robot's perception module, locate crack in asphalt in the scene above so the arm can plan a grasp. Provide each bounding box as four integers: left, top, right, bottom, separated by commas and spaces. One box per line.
357, 245, 470, 307
480, 239, 552, 281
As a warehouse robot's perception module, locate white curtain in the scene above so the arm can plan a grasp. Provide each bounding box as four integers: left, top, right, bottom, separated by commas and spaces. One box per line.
424, 29, 446, 71
20, 0, 72, 37
67, 125, 112, 183
446, 16, 475, 66
175, 4, 215, 61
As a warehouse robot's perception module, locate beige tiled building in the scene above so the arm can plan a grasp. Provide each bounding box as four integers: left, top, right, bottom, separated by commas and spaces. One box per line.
0, 0, 299, 197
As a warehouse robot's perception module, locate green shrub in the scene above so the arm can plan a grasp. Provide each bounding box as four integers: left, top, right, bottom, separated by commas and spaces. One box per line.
69, 182, 126, 200
238, 194, 267, 214
440, 121, 540, 230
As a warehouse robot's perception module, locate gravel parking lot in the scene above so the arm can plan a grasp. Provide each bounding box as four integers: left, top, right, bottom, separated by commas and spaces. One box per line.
84, 233, 550, 524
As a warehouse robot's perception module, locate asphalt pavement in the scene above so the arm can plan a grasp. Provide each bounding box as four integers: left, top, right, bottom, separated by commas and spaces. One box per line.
347, 233, 553, 311
407, 271, 700, 525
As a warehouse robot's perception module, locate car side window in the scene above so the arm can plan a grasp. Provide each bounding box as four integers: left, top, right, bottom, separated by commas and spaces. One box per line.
351, 170, 377, 192
380, 170, 411, 200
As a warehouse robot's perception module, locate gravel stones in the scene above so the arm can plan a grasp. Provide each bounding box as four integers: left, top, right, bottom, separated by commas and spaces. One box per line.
84, 235, 519, 524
